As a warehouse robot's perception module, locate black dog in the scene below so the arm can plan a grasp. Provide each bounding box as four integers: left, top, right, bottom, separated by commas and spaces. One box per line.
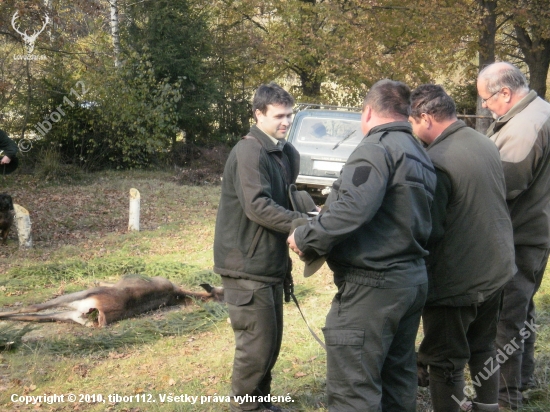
0, 193, 14, 244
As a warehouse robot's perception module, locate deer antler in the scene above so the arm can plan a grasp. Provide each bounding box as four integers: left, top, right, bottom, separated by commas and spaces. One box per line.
32, 14, 50, 41
11, 11, 25, 38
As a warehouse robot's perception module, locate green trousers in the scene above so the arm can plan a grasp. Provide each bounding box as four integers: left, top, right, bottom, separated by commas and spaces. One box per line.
223, 277, 284, 412
322, 280, 427, 412
496, 246, 549, 409
418, 287, 503, 411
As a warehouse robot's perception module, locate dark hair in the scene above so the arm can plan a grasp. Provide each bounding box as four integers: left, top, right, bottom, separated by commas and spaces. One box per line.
363, 79, 411, 118
478, 62, 529, 95
252, 83, 294, 121
410, 84, 456, 121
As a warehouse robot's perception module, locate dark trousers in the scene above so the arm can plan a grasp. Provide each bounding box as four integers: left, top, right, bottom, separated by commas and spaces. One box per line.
223, 277, 283, 412
418, 287, 503, 412
322, 281, 427, 412
496, 245, 549, 409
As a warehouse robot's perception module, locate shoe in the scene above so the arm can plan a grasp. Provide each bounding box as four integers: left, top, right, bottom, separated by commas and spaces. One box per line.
471, 402, 500, 411
498, 400, 519, 411
229, 399, 287, 412
263, 405, 286, 412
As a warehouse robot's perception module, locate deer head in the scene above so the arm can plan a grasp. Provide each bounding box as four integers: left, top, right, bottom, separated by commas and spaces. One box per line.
11, 11, 49, 55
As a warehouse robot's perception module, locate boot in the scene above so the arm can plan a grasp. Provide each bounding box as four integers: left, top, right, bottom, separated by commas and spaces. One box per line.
469, 351, 499, 404
497, 352, 523, 409
471, 401, 500, 411
428, 365, 466, 412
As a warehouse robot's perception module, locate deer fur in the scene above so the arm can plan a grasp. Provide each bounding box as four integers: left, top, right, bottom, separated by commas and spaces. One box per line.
0, 276, 224, 327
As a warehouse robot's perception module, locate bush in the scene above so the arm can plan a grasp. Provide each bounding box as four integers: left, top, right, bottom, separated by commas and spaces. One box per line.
34, 148, 84, 182
172, 144, 230, 185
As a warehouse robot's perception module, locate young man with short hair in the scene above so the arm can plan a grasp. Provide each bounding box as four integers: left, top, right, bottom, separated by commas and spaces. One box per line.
214, 83, 307, 412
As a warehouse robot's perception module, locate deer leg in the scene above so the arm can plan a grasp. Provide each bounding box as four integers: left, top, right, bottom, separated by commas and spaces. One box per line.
0, 310, 91, 326
199, 284, 224, 301
0, 290, 99, 316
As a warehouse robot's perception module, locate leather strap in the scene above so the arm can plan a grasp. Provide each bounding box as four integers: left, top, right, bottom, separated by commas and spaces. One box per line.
290, 292, 326, 350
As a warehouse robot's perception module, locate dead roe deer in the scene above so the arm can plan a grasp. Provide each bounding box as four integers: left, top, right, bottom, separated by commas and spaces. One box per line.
0, 276, 224, 327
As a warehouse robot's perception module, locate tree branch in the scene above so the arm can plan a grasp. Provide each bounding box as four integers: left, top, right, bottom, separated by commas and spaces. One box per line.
514, 24, 532, 50
496, 15, 513, 31
0, 31, 20, 41
241, 13, 268, 33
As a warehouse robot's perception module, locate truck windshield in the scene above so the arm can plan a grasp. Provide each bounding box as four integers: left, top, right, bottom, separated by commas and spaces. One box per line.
291, 117, 363, 158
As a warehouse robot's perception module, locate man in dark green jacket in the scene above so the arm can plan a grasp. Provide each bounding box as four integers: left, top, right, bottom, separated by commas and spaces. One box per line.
410, 84, 515, 412
0, 129, 18, 172
288, 79, 436, 411
214, 83, 307, 412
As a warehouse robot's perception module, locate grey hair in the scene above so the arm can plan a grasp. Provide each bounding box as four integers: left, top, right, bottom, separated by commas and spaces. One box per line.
478, 63, 529, 94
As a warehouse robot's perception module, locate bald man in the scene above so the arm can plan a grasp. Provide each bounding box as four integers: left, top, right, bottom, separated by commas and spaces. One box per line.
477, 62, 550, 410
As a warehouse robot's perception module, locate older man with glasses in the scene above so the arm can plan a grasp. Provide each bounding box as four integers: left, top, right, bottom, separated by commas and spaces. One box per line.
477, 62, 550, 410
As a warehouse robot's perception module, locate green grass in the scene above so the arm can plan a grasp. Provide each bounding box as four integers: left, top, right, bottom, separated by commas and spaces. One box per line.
0, 170, 549, 411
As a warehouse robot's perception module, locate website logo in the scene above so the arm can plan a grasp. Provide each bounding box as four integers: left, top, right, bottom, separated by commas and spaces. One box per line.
11, 11, 49, 60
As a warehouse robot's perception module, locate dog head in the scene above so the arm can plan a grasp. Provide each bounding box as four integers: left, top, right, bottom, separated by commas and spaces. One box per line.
0, 193, 13, 212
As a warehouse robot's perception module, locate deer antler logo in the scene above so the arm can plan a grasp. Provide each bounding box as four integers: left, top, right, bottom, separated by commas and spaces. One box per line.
11, 11, 49, 55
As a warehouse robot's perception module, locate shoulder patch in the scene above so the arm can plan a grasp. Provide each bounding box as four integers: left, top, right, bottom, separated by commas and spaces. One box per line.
352, 165, 372, 187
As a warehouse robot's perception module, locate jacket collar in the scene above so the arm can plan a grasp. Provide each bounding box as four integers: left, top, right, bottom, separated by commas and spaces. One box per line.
487, 90, 537, 136
367, 121, 413, 136
248, 125, 283, 153
427, 120, 467, 149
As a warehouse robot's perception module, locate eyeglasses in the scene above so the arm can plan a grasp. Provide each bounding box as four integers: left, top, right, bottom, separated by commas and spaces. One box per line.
481, 89, 501, 104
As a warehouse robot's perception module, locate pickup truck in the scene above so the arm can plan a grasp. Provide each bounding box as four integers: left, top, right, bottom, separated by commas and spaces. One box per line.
286, 104, 363, 198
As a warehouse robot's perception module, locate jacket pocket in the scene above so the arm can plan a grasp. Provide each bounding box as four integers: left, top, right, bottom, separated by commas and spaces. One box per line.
322, 328, 365, 382
246, 226, 264, 258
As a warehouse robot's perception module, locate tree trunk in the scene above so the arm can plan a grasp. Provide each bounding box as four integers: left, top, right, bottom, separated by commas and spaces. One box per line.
43, 0, 54, 43
20, 59, 31, 140
110, 0, 121, 68
514, 25, 550, 100
299, 71, 322, 101
14, 204, 33, 248
476, 0, 497, 133
128, 188, 140, 232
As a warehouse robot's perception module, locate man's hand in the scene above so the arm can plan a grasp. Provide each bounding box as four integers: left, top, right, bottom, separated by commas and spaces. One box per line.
1, 156, 11, 165
287, 230, 304, 256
